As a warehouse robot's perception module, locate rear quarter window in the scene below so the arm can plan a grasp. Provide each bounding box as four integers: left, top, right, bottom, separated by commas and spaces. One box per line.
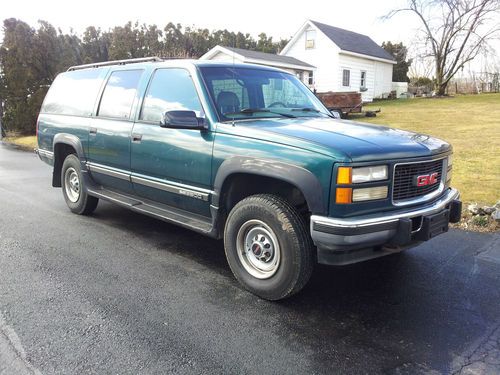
41, 69, 104, 116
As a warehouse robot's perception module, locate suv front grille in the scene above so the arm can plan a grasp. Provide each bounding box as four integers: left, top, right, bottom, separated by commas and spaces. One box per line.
393, 159, 444, 203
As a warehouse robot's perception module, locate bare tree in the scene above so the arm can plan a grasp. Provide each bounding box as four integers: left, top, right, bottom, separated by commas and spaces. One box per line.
408, 53, 435, 79
386, 0, 500, 95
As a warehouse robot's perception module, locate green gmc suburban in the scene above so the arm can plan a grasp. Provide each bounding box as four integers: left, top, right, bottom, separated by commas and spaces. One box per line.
36, 58, 461, 300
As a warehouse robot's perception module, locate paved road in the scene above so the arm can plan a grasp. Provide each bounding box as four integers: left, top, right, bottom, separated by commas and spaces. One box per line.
1, 143, 499, 375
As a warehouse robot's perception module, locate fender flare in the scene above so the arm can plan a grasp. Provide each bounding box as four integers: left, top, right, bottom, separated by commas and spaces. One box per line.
212, 156, 326, 215
52, 133, 86, 187
53, 133, 85, 160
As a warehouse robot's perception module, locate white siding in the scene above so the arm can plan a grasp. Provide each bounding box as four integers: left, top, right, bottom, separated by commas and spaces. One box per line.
373, 61, 393, 98
282, 22, 395, 102
281, 25, 340, 93
337, 54, 376, 102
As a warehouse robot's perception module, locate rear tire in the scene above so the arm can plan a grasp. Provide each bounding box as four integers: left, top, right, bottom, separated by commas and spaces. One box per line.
61, 154, 98, 215
224, 194, 314, 300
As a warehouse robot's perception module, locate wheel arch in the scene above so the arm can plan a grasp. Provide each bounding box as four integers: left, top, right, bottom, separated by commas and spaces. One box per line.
212, 156, 326, 216
52, 133, 86, 187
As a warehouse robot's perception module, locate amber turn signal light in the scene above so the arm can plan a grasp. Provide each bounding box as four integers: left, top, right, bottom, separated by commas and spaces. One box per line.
336, 187, 352, 204
337, 167, 352, 184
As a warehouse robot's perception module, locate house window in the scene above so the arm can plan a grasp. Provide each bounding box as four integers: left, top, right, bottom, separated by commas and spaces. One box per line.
342, 69, 350, 87
308, 71, 314, 85
360, 71, 366, 89
296, 71, 303, 81
305, 29, 316, 49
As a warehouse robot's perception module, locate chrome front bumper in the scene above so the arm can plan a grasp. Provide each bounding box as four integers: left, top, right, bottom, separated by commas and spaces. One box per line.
310, 188, 461, 265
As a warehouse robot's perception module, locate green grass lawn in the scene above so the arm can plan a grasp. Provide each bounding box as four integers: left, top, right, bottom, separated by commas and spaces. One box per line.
3, 135, 38, 150
360, 93, 500, 205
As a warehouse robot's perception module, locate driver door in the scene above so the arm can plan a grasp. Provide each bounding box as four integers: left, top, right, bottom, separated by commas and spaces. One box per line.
130, 68, 214, 217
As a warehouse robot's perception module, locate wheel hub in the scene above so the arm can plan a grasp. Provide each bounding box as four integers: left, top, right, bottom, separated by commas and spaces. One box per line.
236, 220, 281, 279
64, 167, 80, 203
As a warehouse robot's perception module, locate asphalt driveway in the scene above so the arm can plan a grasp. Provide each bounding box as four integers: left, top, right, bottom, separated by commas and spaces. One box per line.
1, 143, 499, 374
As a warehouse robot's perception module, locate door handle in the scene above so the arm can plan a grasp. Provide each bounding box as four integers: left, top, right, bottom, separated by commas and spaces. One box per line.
132, 134, 142, 143
89, 127, 97, 135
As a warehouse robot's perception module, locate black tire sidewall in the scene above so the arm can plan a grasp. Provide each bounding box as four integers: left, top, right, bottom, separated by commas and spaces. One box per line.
224, 196, 308, 300
61, 154, 89, 214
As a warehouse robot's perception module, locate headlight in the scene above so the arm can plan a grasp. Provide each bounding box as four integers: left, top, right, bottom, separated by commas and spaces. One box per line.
335, 165, 389, 204
447, 155, 453, 168
352, 165, 388, 183
337, 165, 388, 184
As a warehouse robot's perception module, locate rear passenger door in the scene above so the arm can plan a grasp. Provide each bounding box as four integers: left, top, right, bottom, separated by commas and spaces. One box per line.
130, 68, 214, 217
88, 69, 144, 194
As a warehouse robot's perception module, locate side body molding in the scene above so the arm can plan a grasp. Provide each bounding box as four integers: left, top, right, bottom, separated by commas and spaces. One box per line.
212, 156, 326, 215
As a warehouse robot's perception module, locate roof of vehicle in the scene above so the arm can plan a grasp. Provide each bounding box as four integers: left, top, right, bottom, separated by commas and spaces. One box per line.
67, 58, 294, 73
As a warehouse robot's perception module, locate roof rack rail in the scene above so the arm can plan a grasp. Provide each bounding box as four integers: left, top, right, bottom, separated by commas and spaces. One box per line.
67, 57, 163, 71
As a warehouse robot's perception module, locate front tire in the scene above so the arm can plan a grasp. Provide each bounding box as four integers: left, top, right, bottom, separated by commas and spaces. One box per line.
224, 194, 314, 300
61, 154, 98, 215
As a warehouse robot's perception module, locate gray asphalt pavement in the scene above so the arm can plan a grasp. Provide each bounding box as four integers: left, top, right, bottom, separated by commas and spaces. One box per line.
1, 143, 499, 375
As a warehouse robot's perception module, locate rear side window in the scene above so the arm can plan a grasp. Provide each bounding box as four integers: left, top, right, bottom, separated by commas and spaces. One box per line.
140, 68, 202, 123
41, 69, 103, 116
98, 70, 143, 119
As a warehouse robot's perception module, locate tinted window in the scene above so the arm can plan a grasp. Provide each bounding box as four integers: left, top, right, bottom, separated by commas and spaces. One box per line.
140, 68, 202, 123
41, 69, 104, 116
98, 70, 143, 119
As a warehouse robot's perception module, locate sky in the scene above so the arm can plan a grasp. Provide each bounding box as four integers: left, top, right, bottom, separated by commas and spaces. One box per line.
1, 0, 499, 73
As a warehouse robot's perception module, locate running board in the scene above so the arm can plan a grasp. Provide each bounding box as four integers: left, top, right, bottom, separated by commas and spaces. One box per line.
87, 187, 214, 235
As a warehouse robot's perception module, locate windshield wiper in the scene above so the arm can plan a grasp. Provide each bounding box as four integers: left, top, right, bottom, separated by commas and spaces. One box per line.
225, 108, 296, 118
291, 107, 334, 118
291, 107, 321, 112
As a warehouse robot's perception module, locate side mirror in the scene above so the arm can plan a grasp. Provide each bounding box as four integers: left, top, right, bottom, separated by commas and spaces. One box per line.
160, 110, 206, 130
329, 109, 342, 119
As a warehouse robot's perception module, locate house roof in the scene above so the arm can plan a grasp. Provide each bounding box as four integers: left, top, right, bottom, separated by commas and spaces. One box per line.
202, 46, 315, 70
310, 20, 395, 61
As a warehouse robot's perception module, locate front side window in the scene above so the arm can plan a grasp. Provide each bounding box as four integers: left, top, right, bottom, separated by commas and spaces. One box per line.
200, 66, 330, 121
342, 69, 350, 87
140, 68, 202, 123
98, 70, 143, 119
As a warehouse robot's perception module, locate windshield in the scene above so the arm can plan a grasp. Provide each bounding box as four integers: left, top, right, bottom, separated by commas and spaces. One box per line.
199, 66, 330, 121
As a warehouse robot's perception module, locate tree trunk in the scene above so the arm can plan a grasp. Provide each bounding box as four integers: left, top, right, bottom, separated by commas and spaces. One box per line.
437, 83, 448, 96
434, 67, 448, 96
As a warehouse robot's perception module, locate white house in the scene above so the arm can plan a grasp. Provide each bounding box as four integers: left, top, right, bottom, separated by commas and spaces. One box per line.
281, 20, 396, 102
200, 45, 315, 81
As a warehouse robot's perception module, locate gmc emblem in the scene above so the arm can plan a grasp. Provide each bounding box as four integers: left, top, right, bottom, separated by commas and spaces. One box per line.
413, 172, 439, 187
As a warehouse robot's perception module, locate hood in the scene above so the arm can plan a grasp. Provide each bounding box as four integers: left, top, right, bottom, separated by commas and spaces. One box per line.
218, 117, 451, 162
